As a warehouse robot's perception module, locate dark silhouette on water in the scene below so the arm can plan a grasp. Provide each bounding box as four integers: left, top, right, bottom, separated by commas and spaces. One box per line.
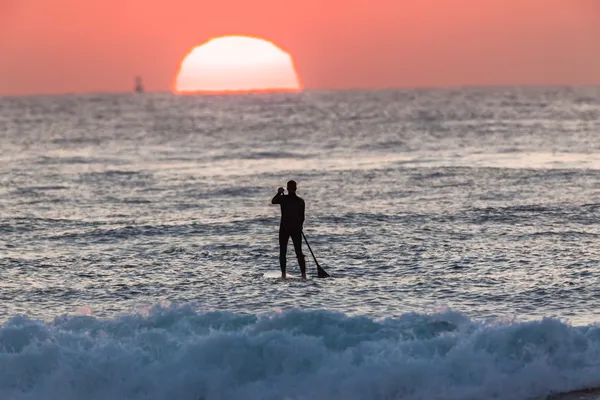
134, 76, 144, 93
271, 180, 306, 279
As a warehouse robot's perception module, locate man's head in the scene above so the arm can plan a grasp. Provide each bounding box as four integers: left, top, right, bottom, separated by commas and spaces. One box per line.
287, 180, 297, 194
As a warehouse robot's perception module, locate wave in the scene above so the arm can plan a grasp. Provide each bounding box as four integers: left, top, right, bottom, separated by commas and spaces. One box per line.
1, 306, 600, 400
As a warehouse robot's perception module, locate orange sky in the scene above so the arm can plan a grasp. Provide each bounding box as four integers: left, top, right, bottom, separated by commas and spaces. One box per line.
1, 0, 599, 95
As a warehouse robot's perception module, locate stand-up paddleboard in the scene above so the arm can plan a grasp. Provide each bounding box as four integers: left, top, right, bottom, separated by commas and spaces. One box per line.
547, 387, 600, 399
263, 271, 307, 280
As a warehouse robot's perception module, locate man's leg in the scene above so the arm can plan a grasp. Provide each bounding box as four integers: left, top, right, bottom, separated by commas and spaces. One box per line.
279, 230, 289, 278
291, 232, 306, 278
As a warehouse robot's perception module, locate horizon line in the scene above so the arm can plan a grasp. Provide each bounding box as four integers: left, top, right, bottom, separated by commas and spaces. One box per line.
1, 83, 599, 98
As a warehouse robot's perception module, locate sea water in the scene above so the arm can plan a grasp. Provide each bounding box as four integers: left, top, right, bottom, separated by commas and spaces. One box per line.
1, 87, 600, 399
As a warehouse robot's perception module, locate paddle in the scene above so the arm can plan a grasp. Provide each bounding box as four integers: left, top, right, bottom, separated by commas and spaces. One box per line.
302, 231, 330, 278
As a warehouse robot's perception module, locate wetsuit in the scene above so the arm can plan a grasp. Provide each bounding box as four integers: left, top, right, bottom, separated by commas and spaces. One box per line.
271, 192, 306, 276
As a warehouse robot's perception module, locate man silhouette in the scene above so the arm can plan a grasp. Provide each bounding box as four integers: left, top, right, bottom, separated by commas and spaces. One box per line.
271, 180, 306, 279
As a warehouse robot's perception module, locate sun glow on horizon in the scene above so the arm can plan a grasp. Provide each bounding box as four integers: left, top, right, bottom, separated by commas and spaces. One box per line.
173, 36, 302, 95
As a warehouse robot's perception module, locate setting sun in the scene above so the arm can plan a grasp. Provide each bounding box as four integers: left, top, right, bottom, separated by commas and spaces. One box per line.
173, 36, 302, 95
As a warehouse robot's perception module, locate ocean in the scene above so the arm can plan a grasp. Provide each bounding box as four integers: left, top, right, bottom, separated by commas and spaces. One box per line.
1, 87, 600, 399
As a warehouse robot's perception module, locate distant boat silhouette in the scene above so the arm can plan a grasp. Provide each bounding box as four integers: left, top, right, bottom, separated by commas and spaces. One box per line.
134, 76, 144, 93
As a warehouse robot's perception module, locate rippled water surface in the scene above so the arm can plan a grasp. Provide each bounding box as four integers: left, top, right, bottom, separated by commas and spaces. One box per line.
1, 88, 600, 323
1, 88, 600, 399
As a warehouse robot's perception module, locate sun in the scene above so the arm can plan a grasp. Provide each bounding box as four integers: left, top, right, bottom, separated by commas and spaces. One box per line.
173, 35, 302, 95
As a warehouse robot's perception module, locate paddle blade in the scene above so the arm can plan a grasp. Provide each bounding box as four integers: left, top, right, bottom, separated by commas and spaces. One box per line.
317, 266, 330, 278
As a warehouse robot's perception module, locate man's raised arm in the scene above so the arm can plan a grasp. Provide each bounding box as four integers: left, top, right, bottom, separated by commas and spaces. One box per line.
271, 187, 284, 204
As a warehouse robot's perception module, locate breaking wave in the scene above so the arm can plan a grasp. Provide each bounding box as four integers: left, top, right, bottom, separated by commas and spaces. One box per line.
2, 305, 600, 400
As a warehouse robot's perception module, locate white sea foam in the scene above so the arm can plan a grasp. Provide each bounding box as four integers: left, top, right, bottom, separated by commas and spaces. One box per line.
1, 305, 600, 400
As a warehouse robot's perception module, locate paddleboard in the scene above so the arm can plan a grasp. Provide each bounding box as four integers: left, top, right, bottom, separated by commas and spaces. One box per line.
263, 271, 307, 280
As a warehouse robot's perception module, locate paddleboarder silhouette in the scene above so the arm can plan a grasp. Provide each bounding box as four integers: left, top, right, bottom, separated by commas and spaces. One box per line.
271, 180, 306, 279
